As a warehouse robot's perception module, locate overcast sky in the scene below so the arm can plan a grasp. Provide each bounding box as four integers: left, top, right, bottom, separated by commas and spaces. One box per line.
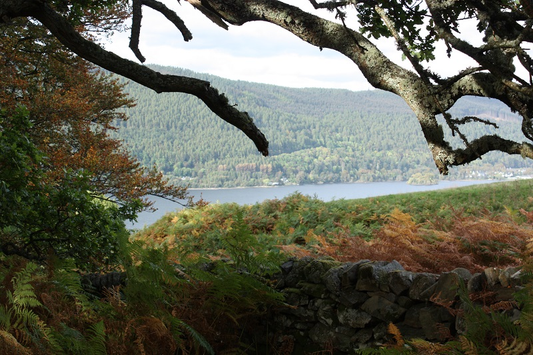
103, 1, 480, 92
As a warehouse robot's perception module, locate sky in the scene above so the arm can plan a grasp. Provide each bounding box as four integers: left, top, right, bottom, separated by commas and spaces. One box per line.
103, 1, 481, 92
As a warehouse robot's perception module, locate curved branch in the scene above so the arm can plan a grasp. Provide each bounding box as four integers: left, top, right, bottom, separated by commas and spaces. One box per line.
142, 0, 193, 41
129, 0, 146, 62
26, 1, 268, 156
449, 135, 533, 167
201, 0, 419, 94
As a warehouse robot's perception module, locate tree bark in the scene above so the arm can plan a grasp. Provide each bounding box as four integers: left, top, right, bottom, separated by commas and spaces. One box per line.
202, 0, 533, 173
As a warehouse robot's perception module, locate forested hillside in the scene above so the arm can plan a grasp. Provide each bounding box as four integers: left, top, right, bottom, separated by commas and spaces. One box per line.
115, 65, 531, 188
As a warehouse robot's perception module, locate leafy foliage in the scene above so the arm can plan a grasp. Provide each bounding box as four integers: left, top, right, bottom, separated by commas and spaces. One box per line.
0, 21, 188, 209
356, 0, 435, 61
2, 177, 533, 354
136, 179, 533, 274
116, 65, 530, 188
0, 108, 139, 270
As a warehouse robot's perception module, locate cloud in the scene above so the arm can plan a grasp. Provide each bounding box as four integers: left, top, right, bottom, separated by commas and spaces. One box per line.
103, 1, 486, 92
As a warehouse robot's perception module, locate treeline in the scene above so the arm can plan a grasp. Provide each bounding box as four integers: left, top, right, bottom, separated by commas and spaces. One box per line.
114, 65, 532, 188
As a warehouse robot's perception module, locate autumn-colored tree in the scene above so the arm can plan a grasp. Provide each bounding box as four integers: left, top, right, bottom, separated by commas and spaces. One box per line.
0, 19, 188, 209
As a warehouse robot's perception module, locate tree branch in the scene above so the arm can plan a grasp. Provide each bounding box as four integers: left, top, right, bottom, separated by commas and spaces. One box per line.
142, 0, 193, 41
450, 135, 533, 166
129, 0, 146, 62
26, 1, 268, 156
202, 0, 418, 94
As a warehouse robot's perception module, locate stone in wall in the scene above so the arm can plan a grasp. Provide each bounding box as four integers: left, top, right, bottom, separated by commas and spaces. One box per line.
269, 257, 525, 353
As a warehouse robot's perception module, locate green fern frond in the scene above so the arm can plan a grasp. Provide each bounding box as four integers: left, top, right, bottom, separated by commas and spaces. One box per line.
9, 262, 42, 310
53, 321, 106, 355
51, 261, 95, 313
35, 319, 62, 353
172, 318, 214, 355
0, 305, 12, 331
86, 321, 107, 355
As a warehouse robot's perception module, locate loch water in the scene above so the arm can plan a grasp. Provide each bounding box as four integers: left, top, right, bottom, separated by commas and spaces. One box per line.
130, 180, 496, 228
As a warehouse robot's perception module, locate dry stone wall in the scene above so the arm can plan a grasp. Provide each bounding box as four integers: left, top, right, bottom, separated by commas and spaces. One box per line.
269, 257, 524, 353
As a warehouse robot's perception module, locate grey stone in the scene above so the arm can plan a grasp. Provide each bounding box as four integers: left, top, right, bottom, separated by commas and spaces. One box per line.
337, 307, 372, 328
294, 322, 315, 330
322, 264, 348, 294
269, 259, 526, 351
372, 322, 390, 342
335, 326, 357, 336
389, 270, 414, 295
451, 267, 473, 281
337, 334, 353, 352
495, 285, 521, 301
455, 313, 466, 335
283, 259, 309, 287
291, 307, 316, 322
396, 295, 415, 309
355, 262, 382, 292
506, 309, 521, 323
431, 272, 462, 303
273, 314, 293, 328
368, 291, 396, 303
499, 267, 522, 287
351, 328, 373, 345
297, 281, 328, 298
467, 272, 487, 292
339, 262, 359, 287
280, 260, 294, 274
356, 260, 405, 292
403, 303, 427, 328
282, 288, 302, 306
396, 323, 426, 340
483, 267, 501, 287
409, 273, 439, 301
309, 323, 336, 345
299, 294, 310, 306
338, 287, 369, 307
361, 296, 406, 322
316, 299, 337, 327
303, 258, 340, 284
419, 307, 453, 341
339, 259, 371, 287
419, 283, 438, 301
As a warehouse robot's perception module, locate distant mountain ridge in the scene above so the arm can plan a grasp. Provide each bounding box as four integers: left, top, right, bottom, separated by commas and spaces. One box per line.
114, 65, 529, 188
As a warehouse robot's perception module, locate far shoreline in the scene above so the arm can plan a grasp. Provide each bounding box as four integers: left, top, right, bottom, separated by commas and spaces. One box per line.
186, 178, 508, 192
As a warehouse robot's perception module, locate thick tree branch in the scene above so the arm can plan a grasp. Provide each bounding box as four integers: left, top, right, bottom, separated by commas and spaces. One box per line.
129, 0, 146, 62
443, 135, 533, 167
200, 0, 533, 174
185, 0, 228, 30
4, 0, 533, 175
18, 1, 268, 156
203, 0, 418, 95
142, 0, 193, 41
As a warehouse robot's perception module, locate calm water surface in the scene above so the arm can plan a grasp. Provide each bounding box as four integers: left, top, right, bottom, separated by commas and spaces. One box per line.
130, 180, 496, 228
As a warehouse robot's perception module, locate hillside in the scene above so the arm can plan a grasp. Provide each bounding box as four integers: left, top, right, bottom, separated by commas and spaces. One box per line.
115, 65, 531, 188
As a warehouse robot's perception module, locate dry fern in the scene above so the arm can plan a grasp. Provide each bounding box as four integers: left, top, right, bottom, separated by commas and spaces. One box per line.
495, 338, 533, 355
387, 322, 404, 348
459, 335, 479, 355
275, 335, 295, 355
128, 316, 177, 355
408, 338, 455, 354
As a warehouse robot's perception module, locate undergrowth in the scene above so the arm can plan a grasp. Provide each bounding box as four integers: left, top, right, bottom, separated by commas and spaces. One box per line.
136, 179, 533, 274
3, 179, 533, 354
